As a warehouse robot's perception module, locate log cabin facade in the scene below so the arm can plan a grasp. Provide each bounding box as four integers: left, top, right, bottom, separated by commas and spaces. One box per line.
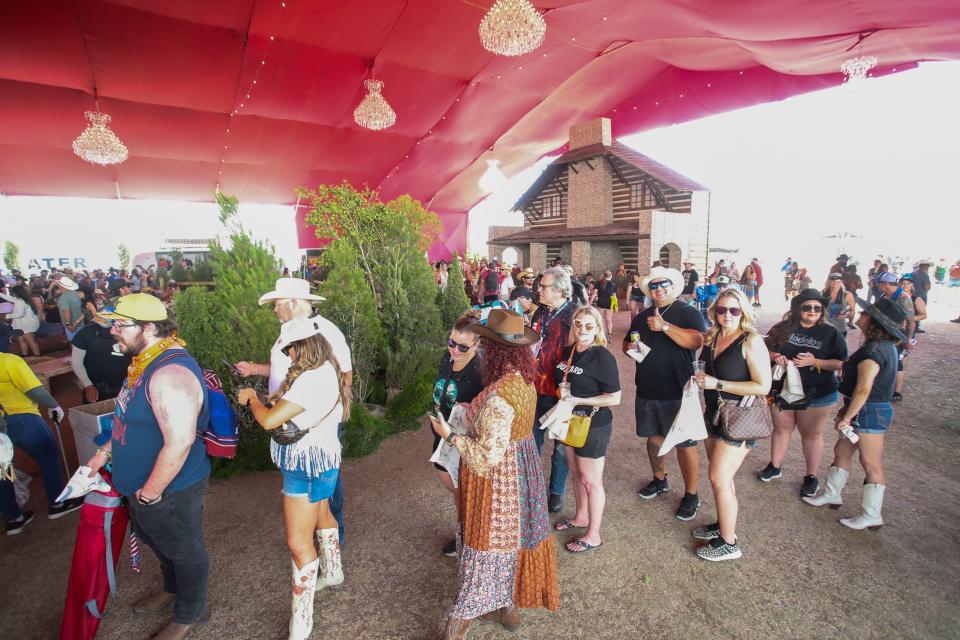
489, 117, 709, 277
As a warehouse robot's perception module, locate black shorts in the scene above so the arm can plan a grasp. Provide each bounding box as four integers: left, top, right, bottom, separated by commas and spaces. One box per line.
575, 421, 612, 459
634, 398, 696, 448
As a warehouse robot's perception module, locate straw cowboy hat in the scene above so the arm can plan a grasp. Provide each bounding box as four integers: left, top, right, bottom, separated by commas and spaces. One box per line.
469, 308, 539, 346
54, 275, 79, 291
258, 278, 325, 305
854, 296, 907, 342
640, 266, 684, 298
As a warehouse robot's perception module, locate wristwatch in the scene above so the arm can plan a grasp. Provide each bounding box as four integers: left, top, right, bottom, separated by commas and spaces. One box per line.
716, 381, 724, 392
137, 491, 163, 506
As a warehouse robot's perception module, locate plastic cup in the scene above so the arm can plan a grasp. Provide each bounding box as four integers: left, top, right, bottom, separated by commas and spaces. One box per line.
693, 360, 706, 383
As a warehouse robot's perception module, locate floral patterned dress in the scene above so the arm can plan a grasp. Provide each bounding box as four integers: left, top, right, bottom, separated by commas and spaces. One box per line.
450, 373, 560, 619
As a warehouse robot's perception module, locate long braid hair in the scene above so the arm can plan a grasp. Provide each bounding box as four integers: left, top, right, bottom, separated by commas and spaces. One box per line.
271, 332, 351, 423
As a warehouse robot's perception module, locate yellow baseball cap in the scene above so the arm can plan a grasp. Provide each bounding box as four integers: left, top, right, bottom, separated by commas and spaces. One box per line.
99, 293, 169, 322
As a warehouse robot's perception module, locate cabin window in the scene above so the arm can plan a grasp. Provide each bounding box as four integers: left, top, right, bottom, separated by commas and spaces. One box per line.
630, 183, 658, 209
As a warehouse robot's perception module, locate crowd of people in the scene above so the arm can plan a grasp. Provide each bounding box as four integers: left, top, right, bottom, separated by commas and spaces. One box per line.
0, 244, 953, 640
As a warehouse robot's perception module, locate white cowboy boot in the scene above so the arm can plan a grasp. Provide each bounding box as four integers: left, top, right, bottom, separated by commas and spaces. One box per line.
288, 557, 319, 640
802, 466, 849, 508
315, 528, 344, 590
841, 483, 885, 530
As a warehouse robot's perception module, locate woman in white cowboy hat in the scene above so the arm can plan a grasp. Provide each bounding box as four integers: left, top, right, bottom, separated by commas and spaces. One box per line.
237, 316, 350, 640
430, 309, 559, 638
804, 297, 906, 531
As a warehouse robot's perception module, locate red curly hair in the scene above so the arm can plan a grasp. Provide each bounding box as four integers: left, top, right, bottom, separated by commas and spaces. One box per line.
479, 337, 537, 385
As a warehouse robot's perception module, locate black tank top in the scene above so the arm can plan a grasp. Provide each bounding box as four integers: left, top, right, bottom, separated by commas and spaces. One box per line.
703, 333, 750, 410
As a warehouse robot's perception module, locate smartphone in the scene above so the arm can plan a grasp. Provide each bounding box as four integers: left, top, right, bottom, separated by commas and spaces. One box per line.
221, 358, 243, 379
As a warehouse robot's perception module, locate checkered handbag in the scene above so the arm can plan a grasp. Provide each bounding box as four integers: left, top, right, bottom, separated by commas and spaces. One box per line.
716, 399, 774, 440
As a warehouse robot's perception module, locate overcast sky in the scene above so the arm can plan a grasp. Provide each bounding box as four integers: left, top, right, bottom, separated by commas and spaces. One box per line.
2, 62, 957, 281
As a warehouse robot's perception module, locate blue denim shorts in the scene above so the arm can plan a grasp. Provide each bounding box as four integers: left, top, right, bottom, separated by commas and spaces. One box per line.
281, 467, 339, 503
850, 402, 893, 435
808, 391, 839, 408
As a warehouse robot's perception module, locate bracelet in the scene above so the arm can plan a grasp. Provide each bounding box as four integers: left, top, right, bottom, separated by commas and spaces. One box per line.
814, 359, 821, 373
445, 433, 456, 446
95, 447, 112, 460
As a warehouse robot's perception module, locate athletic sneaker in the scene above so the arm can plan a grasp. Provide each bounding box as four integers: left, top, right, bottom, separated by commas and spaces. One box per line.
48, 497, 84, 520
696, 536, 742, 562
441, 538, 457, 557
891, 392, 903, 403
675, 492, 700, 521
756, 463, 782, 482
6, 511, 34, 536
692, 522, 720, 540
800, 474, 820, 498
638, 475, 670, 500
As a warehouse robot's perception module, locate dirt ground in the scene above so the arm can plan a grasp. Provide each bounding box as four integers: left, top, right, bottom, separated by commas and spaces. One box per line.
2, 303, 959, 640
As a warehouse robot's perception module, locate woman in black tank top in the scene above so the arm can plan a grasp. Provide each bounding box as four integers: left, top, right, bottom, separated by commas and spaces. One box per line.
692, 289, 771, 562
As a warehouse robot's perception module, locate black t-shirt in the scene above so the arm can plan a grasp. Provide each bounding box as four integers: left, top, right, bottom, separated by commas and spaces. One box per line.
553, 345, 621, 426
595, 281, 615, 309
433, 352, 484, 421
769, 323, 848, 398
682, 269, 699, 295
838, 340, 897, 403
625, 302, 706, 400
71, 323, 133, 390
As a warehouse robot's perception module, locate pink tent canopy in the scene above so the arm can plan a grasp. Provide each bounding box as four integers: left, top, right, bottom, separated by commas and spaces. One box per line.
2, 1, 958, 255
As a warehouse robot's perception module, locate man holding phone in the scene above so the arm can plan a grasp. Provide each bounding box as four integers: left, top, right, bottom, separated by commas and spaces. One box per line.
235, 278, 352, 542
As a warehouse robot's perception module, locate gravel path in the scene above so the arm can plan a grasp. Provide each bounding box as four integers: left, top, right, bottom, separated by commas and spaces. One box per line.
2, 309, 958, 640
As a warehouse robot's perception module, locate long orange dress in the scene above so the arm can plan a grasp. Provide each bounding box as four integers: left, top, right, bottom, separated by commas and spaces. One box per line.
450, 373, 560, 619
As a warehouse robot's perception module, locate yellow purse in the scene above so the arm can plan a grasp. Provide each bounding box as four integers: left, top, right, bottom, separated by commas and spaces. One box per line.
558, 348, 598, 448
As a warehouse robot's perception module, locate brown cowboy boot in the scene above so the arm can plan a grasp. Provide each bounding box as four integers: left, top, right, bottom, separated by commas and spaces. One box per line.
441, 617, 471, 640
478, 607, 520, 633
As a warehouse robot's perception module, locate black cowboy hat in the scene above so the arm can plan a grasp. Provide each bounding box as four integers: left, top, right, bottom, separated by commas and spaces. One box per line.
470, 308, 539, 346
836, 254, 850, 261
854, 297, 907, 341
791, 288, 828, 307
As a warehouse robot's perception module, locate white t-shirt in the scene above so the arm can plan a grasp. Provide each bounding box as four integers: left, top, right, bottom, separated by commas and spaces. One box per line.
269, 314, 352, 394
282, 364, 344, 434
270, 363, 344, 474
499, 276, 515, 301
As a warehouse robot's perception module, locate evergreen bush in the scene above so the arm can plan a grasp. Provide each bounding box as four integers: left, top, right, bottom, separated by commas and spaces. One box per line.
439, 253, 470, 330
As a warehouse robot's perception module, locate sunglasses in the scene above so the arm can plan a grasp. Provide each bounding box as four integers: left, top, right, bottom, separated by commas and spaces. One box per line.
648, 280, 671, 290
448, 338, 475, 353
573, 320, 596, 330
800, 304, 823, 313
523, 276, 535, 280
716, 305, 742, 317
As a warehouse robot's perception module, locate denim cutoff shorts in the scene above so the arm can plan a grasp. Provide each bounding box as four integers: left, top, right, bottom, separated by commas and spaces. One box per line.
281, 467, 339, 503
850, 401, 893, 435
808, 391, 839, 408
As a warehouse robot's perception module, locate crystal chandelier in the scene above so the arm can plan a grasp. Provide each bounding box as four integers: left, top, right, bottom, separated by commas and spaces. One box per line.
840, 56, 878, 83
72, 111, 128, 165
479, 0, 546, 57
353, 78, 396, 131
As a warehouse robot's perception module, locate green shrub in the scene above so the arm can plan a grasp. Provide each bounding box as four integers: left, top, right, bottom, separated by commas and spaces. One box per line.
439, 253, 470, 329
342, 403, 392, 458
385, 370, 436, 431
316, 240, 385, 402
172, 193, 281, 478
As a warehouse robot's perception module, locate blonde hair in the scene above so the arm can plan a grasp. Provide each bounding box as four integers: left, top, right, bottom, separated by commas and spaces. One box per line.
271, 332, 351, 422
705, 288, 758, 346
566, 306, 607, 347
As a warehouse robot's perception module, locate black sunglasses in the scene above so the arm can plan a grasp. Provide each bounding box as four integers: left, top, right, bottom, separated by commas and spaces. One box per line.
716, 305, 742, 317
800, 304, 823, 313
448, 338, 475, 353
648, 280, 671, 290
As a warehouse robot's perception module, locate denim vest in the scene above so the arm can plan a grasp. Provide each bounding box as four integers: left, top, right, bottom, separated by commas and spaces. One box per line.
111, 349, 210, 497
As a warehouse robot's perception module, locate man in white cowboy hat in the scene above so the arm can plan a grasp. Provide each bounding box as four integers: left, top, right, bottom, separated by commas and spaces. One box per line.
235, 278, 352, 539
622, 265, 706, 521
54, 275, 85, 341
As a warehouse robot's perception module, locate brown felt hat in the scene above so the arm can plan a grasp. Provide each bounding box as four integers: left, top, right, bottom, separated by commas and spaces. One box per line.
469, 308, 539, 346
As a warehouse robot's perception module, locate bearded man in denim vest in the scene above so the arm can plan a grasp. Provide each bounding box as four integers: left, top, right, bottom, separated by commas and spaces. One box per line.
86, 294, 212, 640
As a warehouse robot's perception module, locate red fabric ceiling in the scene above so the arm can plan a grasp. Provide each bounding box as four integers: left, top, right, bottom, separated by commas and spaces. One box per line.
1, 0, 959, 217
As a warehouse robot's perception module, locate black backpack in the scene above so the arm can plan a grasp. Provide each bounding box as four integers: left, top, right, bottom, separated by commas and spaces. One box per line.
484, 269, 500, 294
